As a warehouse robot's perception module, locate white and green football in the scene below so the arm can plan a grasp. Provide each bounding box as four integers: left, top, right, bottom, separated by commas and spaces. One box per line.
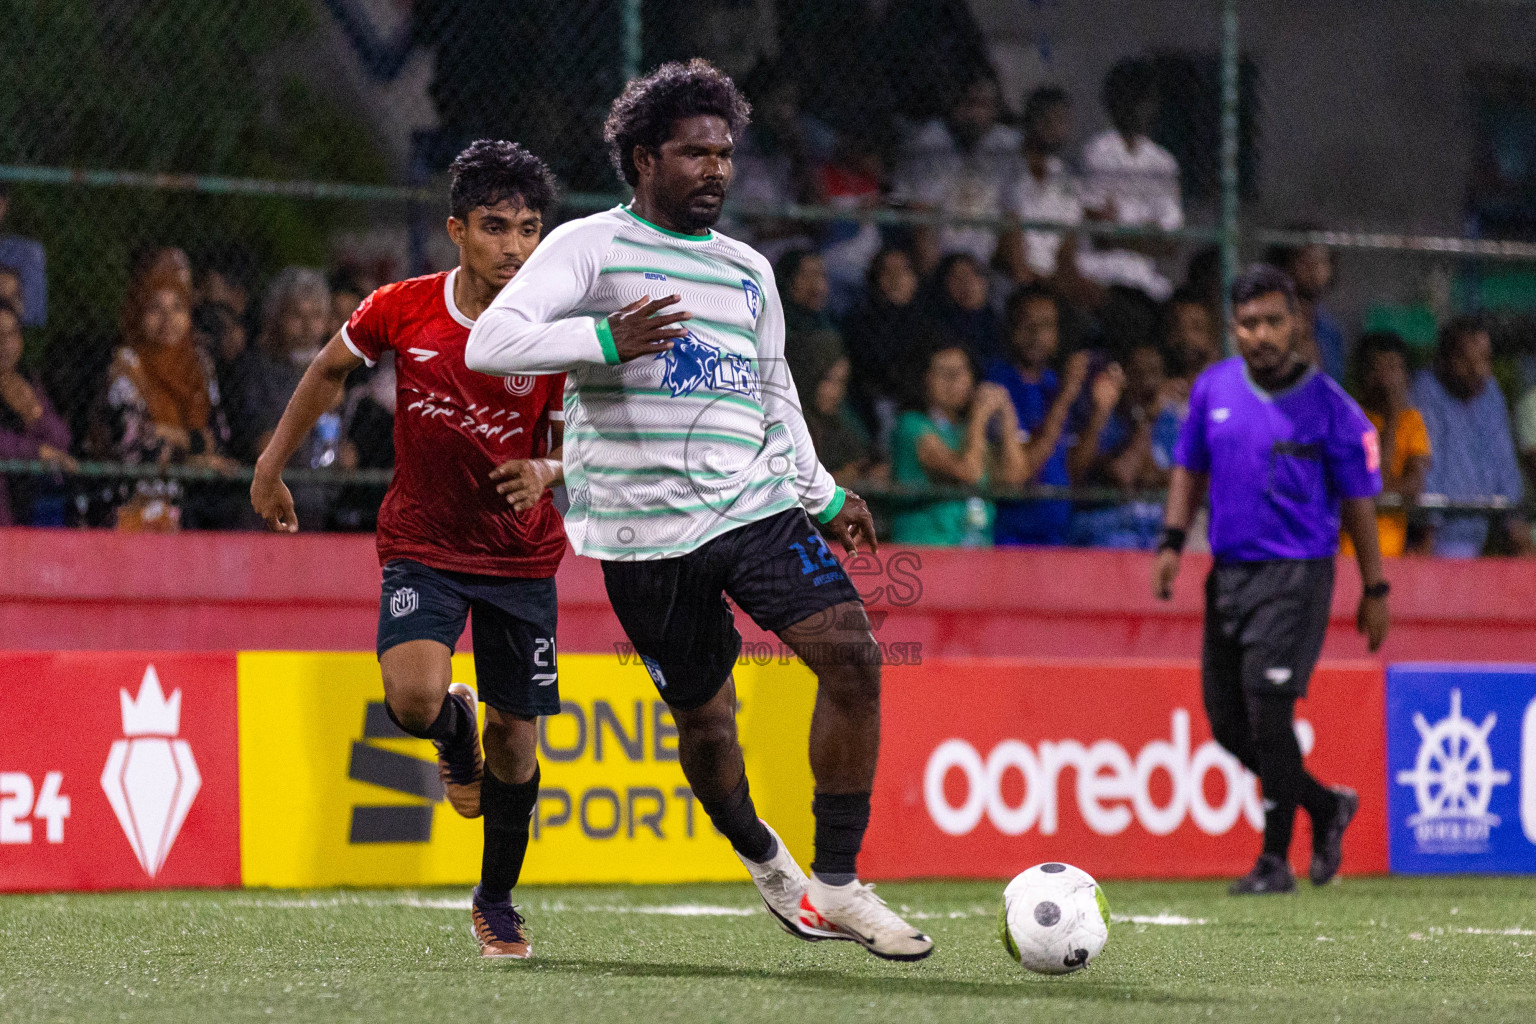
1000, 862, 1110, 974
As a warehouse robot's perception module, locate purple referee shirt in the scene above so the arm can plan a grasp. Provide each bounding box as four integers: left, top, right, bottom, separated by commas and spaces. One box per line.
1174, 357, 1382, 562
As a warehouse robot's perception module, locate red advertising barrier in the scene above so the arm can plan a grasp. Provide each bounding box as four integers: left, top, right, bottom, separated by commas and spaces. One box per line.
864, 659, 1387, 880
5, 528, 1536, 663
0, 652, 241, 891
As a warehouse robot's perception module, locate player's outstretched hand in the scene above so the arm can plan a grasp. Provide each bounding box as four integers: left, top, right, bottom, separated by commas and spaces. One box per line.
1152, 548, 1180, 600
250, 468, 298, 533
607, 294, 691, 361
490, 457, 561, 512
825, 489, 878, 555
1357, 592, 1389, 652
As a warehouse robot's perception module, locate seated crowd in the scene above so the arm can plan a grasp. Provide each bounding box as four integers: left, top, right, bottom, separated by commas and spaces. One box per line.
1, 57, 1533, 556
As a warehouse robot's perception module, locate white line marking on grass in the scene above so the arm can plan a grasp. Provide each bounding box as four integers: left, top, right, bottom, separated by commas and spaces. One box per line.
226, 896, 756, 916
1457, 927, 1536, 936
1112, 914, 1209, 926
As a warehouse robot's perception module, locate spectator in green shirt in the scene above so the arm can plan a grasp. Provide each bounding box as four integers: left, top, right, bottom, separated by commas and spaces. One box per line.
889, 334, 1029, 545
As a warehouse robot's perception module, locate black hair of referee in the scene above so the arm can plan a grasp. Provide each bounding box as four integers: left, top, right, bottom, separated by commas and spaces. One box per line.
1154, 265, 1390, 895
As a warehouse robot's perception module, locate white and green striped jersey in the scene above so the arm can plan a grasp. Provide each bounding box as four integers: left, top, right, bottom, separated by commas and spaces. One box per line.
465, 205, 845, 561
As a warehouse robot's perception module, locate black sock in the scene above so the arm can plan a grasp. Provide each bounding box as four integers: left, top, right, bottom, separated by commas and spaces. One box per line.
697, 775, 774, 862
386, 694, 470, 746
1299, 775, 1341, 845
1260, 798, 1297, 860
811, 792, 870, 882
1248, 692, 1311, 862
479, 763, 540, 904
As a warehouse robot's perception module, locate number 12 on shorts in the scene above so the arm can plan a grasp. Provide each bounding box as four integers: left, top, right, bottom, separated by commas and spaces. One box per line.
789, 535, 839, 575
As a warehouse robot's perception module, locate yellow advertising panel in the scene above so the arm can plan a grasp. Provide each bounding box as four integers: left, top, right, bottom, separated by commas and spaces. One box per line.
238, 651, 816, 887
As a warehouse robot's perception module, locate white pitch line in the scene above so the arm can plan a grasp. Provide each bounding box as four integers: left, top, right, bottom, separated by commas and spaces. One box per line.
226, 895, 757, 917
219, 896, 1211, 927
1457, 927, 1536, 936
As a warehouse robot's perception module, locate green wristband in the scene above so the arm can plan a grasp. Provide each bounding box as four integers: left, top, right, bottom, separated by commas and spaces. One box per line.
594, 317, 620, 365
815, 486, 847, 525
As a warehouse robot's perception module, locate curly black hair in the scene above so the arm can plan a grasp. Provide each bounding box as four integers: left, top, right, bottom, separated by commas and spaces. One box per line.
448, 139, 558, 220
603, 59, 752, 187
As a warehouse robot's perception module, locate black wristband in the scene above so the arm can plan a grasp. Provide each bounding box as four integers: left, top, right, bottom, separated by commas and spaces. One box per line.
1158, 527, 1187, 554
1363, 580, 1391, 599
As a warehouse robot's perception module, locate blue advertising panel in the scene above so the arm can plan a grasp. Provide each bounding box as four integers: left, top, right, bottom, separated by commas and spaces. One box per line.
1386, 664, 1536, 874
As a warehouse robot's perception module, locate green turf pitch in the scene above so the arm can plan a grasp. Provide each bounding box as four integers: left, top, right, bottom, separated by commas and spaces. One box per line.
3, 878, 1534, 1023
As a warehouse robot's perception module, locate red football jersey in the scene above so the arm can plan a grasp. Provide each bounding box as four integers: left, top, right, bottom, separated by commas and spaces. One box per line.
342, 269, 566, 577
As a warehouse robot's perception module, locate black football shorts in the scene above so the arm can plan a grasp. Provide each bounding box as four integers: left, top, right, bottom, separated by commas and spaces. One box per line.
1202, 557, 1335, 699
601, 507, 862, 710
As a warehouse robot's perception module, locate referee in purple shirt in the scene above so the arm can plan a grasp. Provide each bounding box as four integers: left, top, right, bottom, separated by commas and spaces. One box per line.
1154, 265, 1390, 895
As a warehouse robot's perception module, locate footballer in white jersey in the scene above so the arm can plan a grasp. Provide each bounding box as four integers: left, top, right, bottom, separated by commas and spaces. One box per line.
466, 59, 932, 962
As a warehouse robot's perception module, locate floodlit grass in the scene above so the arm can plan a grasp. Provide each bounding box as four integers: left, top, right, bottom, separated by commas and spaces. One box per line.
2, 878, 1534, 1022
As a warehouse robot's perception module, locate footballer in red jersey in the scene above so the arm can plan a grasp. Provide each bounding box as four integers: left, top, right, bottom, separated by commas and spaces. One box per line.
251, 141, 563, 959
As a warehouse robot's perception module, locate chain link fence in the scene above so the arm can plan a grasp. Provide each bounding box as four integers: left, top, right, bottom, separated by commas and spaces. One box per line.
2, 0, 1534, 549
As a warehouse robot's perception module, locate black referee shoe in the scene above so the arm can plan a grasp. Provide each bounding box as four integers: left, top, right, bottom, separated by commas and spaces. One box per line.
1229, 854, 1296, 895
1309, 786, 1359, 886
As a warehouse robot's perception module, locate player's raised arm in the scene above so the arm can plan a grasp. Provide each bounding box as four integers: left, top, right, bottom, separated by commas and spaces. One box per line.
465, 220, 689, 375
251, 331, 363, 532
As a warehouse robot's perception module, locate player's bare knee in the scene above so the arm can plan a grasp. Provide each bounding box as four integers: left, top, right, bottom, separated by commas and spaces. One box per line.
380, 683, 442, 735
675, 703, 739, 762
813, 640, 882, 712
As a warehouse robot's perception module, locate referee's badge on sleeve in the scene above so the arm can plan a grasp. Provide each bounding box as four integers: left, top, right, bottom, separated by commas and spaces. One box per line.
1362, 428, 1381, 473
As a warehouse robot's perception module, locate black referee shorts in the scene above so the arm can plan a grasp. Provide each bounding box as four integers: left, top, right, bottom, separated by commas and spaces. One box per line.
602, 508, 862, 711
1202, 557, 1334, 700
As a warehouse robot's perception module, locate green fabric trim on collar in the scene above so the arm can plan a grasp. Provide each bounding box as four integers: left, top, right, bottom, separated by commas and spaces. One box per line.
815, 486, 848, 525
621, 204, 714, 241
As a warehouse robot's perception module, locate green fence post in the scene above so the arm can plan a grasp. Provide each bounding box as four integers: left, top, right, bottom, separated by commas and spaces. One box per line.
1219, 0, 1241, 354
622, 0, 642, 83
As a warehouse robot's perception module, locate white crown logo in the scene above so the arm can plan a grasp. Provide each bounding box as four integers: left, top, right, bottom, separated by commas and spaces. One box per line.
120, 665, 182, 736
101, 665, 201, 877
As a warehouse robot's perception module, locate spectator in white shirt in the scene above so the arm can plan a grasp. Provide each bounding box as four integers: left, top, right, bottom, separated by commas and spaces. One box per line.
892, 69, 1021, 275
998, 86, 1104, 310
1079, 59, 1182, 302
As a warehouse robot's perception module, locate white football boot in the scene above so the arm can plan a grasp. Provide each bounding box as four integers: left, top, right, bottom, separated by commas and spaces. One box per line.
799, 877, 935, 962
736, 821, 823, 941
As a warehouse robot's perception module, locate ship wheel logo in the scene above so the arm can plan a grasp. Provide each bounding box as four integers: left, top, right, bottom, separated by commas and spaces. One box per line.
1396, 688, 1510, 853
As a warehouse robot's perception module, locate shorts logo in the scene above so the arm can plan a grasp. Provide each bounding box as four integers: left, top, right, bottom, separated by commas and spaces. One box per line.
1211, 407, 1231, 423
505, 375, 537, 397
644, 271, 668, 282
640, 655, 667, 690
742, 278, 761, 320
390, 587, 418, 618
1264, 667, 1292, 685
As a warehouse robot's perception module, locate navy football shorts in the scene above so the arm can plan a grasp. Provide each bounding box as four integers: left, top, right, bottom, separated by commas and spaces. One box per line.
377, 558, 559, 717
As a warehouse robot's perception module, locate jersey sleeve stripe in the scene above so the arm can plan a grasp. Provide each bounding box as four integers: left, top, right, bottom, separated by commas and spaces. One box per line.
339, 325, 376, 367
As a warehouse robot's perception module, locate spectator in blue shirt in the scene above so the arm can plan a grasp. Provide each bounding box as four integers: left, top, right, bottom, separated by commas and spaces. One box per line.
1069, 341, 1183, 548
0, 185, 46, 328
985, 284, 1090, 545
1410, 317, 1532, 557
